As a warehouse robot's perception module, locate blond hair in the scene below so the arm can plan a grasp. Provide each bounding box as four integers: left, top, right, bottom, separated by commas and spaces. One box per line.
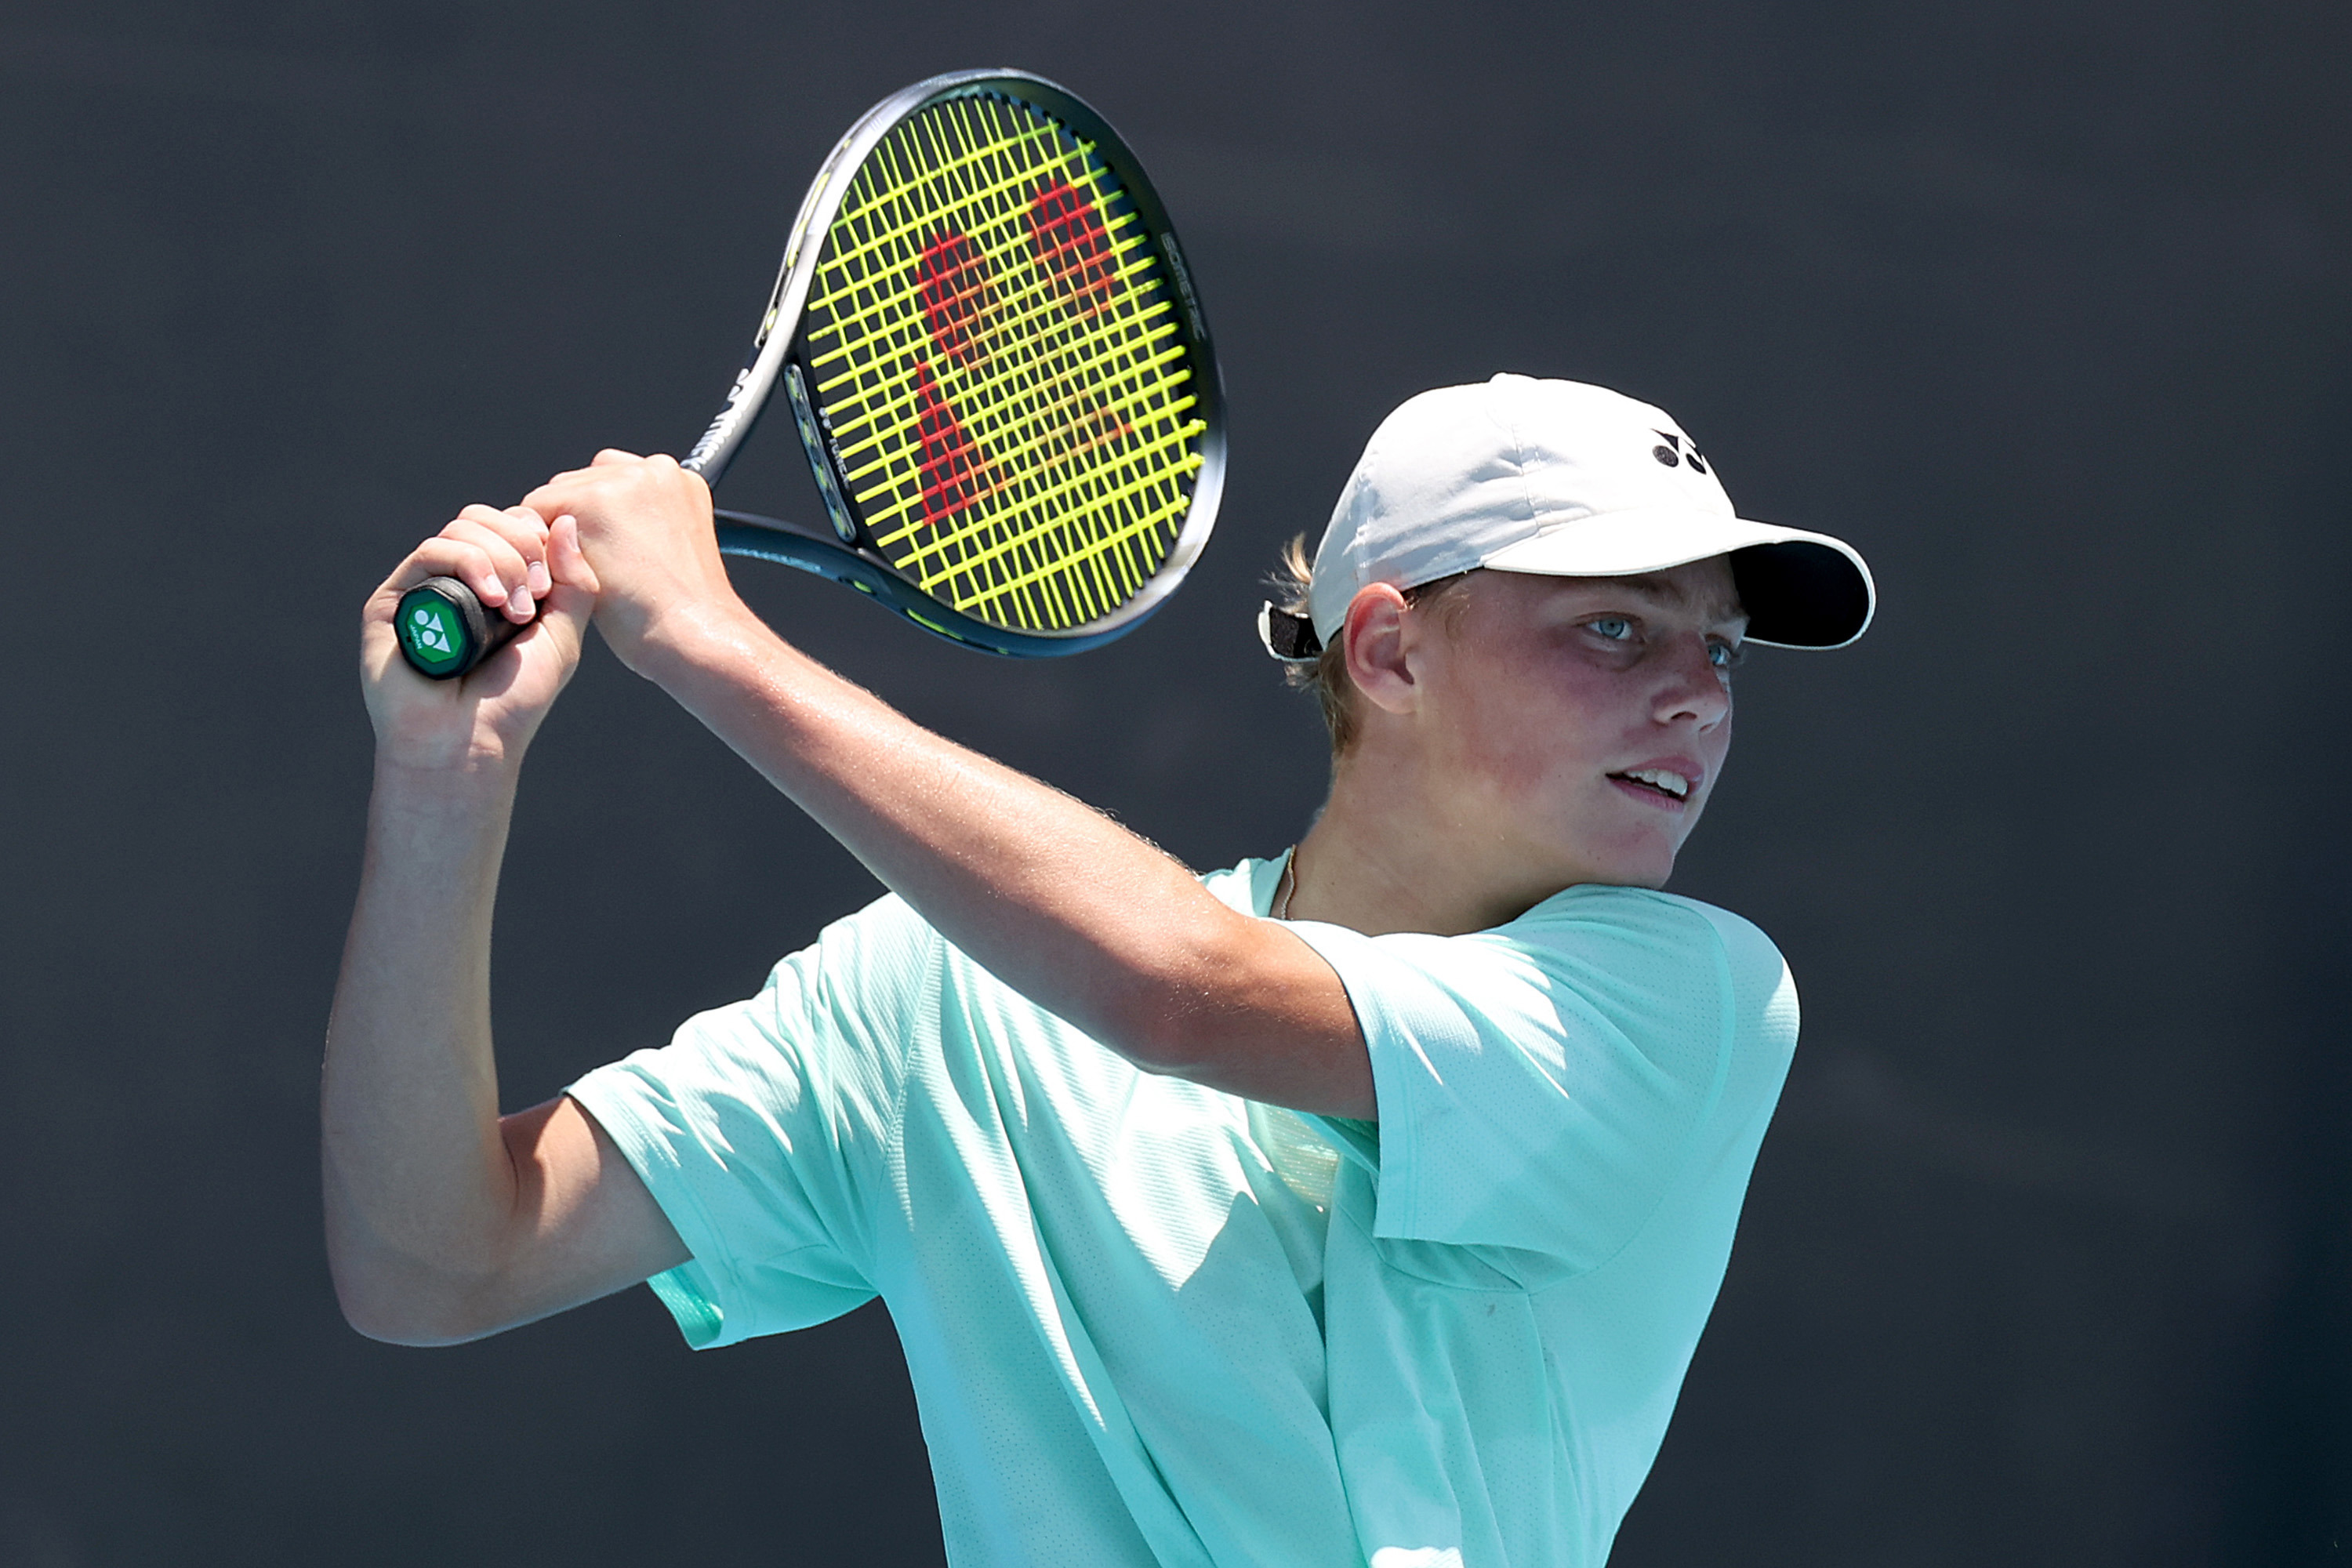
1271, 535, 1468, 757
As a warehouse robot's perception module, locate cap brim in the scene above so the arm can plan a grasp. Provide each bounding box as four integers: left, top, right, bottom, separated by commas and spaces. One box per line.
1477, 509, 1875, 649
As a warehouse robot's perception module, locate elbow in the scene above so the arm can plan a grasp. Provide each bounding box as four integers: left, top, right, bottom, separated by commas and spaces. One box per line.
339, 1304, 439, 1348
328, 1250, 502, 1348
335, 1301, 440, 1349
336, 1288, 493, 1348
320, 1156, 531, 1346
1115, 1018, 1196, 1081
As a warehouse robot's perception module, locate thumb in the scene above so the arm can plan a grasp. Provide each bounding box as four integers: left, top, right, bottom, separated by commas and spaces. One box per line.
532, 513, 602, 646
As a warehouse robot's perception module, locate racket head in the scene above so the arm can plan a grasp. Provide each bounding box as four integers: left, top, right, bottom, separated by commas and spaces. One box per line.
691, 70, 1225, 656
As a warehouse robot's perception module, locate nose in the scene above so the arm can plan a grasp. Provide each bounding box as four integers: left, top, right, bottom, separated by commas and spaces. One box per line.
1652, 634, 1731, 730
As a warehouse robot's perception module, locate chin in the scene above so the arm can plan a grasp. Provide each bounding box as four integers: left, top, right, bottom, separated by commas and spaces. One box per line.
1560, 850, 1675, 891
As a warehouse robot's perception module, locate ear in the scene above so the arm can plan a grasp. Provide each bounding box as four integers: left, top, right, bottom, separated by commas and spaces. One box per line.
1341, 583, 1417, 716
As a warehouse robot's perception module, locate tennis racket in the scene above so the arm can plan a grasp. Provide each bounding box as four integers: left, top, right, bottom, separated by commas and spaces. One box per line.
396, 67, 1224, 678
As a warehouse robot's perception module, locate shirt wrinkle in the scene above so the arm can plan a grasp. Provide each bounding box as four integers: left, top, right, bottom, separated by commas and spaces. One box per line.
566, 858, 1798, 1568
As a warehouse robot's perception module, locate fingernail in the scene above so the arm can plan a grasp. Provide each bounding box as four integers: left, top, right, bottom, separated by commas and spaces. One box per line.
509, 588, 535, 619
528, 561, 552, 594
482, 576, 506, 604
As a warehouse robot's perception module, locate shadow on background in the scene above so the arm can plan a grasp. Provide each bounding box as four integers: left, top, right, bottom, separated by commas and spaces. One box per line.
0, 2, 2345, 1563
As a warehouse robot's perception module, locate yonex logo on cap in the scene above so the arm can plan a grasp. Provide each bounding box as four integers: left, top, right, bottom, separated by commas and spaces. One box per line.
1650, 431, 1709, 475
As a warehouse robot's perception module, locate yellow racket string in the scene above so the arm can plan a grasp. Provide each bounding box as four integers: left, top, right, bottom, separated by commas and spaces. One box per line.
830, 98, 1192, 626
816, 102, 1186, 601
806, 107, 1159, 383
798, 91, 1205, 631
907, 401, 1197, 618
818, 279, 1168, 474
890, 368, 1196, 592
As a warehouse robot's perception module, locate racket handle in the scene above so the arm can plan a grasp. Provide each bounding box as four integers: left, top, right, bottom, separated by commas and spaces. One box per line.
394, 576, 520, 680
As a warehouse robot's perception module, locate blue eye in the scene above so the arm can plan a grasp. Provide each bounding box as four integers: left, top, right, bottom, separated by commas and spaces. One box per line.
1708, 640, 1744, 669
1590, 616, 1634, 641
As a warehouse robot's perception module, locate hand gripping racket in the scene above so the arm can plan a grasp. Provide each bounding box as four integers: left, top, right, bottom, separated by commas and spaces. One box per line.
397, 68, 1224, 678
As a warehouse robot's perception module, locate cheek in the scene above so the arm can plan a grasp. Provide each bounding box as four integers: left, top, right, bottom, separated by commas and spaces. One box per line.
1440, 660, 1616, 797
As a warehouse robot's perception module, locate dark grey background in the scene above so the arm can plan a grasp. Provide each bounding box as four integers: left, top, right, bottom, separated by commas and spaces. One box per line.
1, 2, 2345, 1563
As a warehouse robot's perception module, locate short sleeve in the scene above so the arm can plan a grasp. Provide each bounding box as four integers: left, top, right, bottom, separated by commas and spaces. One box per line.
1282, 887, 1796, 1273
565, 895, 935, 1348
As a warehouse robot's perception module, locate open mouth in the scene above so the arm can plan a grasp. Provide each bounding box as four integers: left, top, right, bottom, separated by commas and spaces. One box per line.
1608, 767, 1693, 804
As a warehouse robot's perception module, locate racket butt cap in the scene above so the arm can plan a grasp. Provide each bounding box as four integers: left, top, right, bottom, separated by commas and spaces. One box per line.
395, 576, 506, 680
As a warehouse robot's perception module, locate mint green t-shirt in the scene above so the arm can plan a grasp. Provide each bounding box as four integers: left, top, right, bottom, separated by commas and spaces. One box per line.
567, 856, 1798, 1568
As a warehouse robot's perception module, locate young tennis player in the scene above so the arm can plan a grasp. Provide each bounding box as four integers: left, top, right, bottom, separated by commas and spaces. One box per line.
326, 373, 1872, 1566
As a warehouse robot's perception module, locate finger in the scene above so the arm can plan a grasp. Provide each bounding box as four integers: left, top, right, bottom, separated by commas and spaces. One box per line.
443, 508, 535, 559
495, 504, 555, 598
439, 517, 539, 620
455, 504, 554, 595
519, 472, 598, 521
591, 448, 643, 466
373, 535, 528, 623
448, 502, 548, 547
545, 514, 601, 596
518, 514, 601, 664
414, 526, 528, 622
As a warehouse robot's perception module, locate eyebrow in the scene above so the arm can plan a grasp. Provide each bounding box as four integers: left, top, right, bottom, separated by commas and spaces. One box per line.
1604, 572, 1749, 629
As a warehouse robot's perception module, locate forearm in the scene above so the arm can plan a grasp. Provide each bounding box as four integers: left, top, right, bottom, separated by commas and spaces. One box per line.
321, 762, 523, 1340
518, 449, 1369, 1112
634, 601, 1313, 1075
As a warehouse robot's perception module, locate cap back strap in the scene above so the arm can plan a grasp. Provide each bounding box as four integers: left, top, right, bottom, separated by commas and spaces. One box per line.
1257, 602, 1323, 662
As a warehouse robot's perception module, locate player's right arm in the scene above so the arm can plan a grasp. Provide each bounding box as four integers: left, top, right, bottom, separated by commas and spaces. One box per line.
323, 506, 687, 1346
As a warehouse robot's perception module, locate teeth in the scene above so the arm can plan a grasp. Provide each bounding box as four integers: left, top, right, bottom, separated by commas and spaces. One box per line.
1622, 768, 1691, 799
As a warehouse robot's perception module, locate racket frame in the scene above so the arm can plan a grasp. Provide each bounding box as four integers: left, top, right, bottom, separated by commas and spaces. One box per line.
684, 68, 1225, 657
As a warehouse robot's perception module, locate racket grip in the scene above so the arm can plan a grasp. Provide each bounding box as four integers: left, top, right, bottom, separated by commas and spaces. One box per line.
394, 576, 523, 681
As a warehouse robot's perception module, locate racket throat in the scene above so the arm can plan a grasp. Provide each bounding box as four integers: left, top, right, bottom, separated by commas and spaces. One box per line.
783, 360, 861, 545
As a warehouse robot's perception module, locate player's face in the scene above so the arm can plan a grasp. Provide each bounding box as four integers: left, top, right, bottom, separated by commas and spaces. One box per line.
1412, 558, 1745, 892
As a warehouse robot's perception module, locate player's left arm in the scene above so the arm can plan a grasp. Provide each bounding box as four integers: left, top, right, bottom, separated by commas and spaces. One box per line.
522, 452, 1374, 1120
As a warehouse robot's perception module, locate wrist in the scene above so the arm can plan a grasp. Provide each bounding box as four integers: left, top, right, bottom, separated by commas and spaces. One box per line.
625, 595, 777, 690
370, 750, 524, 817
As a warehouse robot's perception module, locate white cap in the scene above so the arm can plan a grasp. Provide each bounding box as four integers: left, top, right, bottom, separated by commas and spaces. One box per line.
1284, 373, 1875, 652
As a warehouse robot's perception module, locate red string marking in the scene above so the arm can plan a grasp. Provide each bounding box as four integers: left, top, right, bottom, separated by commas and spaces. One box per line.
1025, 177, 1121, 317
1034, 387, 1134, 466
910, 359, 997, 525
897, 192, 1128, 546
916, 230, 1000, 368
